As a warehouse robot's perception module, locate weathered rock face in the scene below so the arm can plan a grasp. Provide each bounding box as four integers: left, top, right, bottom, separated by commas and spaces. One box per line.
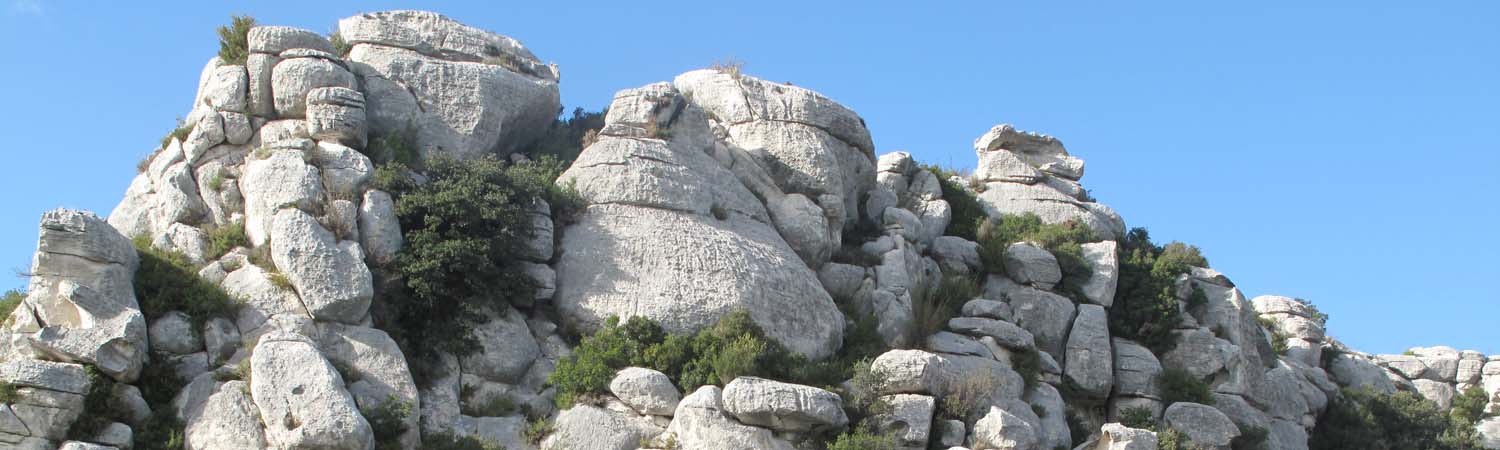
1066, 304, 1113, 398
1163, 402, 1240, 449
969, 406, 1037, 450
971, 124, 1122, 239
610, 367, 681, 417
4, 210, 146, 382
664, 386, 796, 450
554, 84, 844, 359
269, 208, 373, 324
250, 332, 373, 450
720, 377, 848, 433
341, 11, 560, 157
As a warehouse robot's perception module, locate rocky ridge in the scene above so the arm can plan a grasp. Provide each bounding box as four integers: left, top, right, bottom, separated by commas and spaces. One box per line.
1, 10, 1495, 450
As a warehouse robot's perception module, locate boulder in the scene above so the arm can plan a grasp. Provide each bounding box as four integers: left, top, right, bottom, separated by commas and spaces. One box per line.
976, 182, 1122, 239
975, 145, 1044, 184
1413, 379, 1456, 410
241, 149, 323, 246
1112, 338, 1162, 398
769, 193, 833, 267
345, 41, 558, 157
1163, 402, 1239, 449
989, 278, 1075, 360
201, 64, 249, 113
869, 350, 1024, 416
184, 381, 267, 450
520, 199, 554, 263
312, 141, 374, 198
610, 367, 681, 417
947, 317, 1035, 350
150, 222, 212, 266
555, 130, 843, 359
220, 264, 307, 335
961, 299, 1012, 321
721, 377, 847, 433
1377, 354, 1431, 380
202, 317, 240, 365
337, 10, 557, 79
870, 394, 934, 450
1266, 419, 1310, 450
1092, 423, 1158, 450
1065, 304, 1113, 398
316, 323, 420, 448
973, 124, 1083, 180
358, 190, 403, 266
932, 236, 982, 275
306, 87, 368, 149
969, 406, 1037, 450
1079, 241, 1119, 306
250, 332, 373, 450
248, 26, 335, 54
1025, 383, 1071, 450
269, 208, 373, 323
1002, 242, 1060, 289
148, 311, 201, 355
1160, 328, 1227, 380
544, 403, 662, 450
11, 210, 145, 382
460, 307, 540, 384
664, 386, 795, 450
1327, 353, 1397, 394
223, 112, 254, 145
271, 56, 356, 118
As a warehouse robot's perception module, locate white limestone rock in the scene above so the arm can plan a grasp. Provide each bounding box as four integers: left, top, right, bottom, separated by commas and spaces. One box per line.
460, 307, 539, 384
1065, 304, 1113, 399
1112, 338, 1162, 398
720, 376, 848, 433
1080, 240, 1119, 306
306, 87, 368, 149
148, 311, 201, 355
1163, 402, 1239, 449
1002, 242, 1061, 290
271, 56, 356, 118
250, 332, 373, 450
249, 26, 335, 54
269, 208, 373, 323
969, 406, 1037, 450
662, 386, 795, 450
241, 149, 323, 246
870, 394, 934, 450
317, 323, 421, 448
610, 367, 681, 417
184, 381, 268, 450
357, 190, 403, 266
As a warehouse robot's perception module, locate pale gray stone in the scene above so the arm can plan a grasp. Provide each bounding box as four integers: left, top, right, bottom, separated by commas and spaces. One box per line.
149, 311, 201, 355
240, 149, 322, 246
202, 317, 239, 366
769, 193, 833, 267
1080, 241, 1118, 306
1327, 352, 1397, 394
270, 208, 372, 323
249, 26, 335, 54
306, 87, 368, 149
969, 406, 1037, 450
221, 264, 306, 335
271, 57, 356, 118
1413, 379, 1456, 410
1163, 402, 1239, 448
358, 190, 402, 266
610, 367, 680, 417
871, 394, 934, 450
460, 307, 539, 384
948, 317, 1034, 350
316, 323, 420, 448
663, 386, 794, 450
311, 141, 373, 198
973, 124, 1083, 180
991, 278, 1075, 360
1026, 383, 1071, 450
1094, 423, 1158, 450
185, 381, 267, 450
337, 10, 556, 80
250, 332, 372, 450
1112, 338, 1162, 398
961, 299, 1012, 321
721, 376, 847, 433
1065, 304, 1113, 399
1003, 242, 1060, 290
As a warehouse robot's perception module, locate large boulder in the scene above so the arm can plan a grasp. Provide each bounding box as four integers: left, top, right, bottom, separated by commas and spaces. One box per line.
544, 402, 663, 450
674, 69, 875, 227
250, 332, 373, 450
609, 367, 681, 417
1327, 352, 1397, 394
1163, 402, 1239, 449
316, 323, 420, 448
184, 381, 267, 450
240, 149, 323, 246
7, 210, 145, 382
460, 307, 540, 384
271, 56, 357, 118
663, 386, 796, 450
1002, 242, 1061, 290
1024, 383, 1071, 450
1088, 423, 1158, 450
1065, 304, 1113, 398
969, 406, 1038, 450
341, 11, 559, 157
1112, 338, 1162, 398
554, 102, 843, 358
109, 141, 210, 239
869, 394, 934, 450
720, 377, 848, 433
269, 208, 373, 323
1080, 241, 1119, 306
987, 277, 1075, 360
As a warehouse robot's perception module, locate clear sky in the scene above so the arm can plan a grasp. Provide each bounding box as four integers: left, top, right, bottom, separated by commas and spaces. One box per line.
1, 1, 1495, 356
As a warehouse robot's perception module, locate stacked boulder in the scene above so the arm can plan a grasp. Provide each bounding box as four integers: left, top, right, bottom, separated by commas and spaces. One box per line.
971, 124, 1123, 239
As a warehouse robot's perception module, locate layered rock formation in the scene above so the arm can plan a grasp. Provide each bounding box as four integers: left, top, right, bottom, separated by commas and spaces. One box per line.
2, 9, 1494, 450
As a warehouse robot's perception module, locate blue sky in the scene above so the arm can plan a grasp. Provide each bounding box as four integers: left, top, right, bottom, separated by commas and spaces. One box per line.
1, 1, 1495, 355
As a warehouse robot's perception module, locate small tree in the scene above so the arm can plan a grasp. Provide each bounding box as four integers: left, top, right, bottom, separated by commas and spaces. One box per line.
217, 15, 256, 65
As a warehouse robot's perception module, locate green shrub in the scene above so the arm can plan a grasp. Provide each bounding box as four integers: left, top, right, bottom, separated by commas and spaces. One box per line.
1109, 228, 1206, 353
1451, 385, 1489, 425
330, 32, 352, 57
0, 289, 22, 327
133, 352, 188, 450
66, 366, 115, 439
1310, 387, 1476, 450
549, 310, 851, 409
462, 391, 519, 417
938, 371, 1001, 421
1011, 348, 1042, 389
204, 221, 249, 259
1118, 405, 1156, 429
923, 165, 986, 241
160, 125, 193, 150
364, 126, 422, 168
216, 15, 256, 65
1256, 317, 1291, 356
375, 154, 579, 360
826, 424, 898, 450
519, 107, 607, 165
909, 274, 975, 345
362, 396, 411, 450
975, 213, 1098, 300
133, 236, 238, 328
0, 380, 17, 404
1156, 368, 1214, 406
1157, 428, 1205, 450
420, 430, 505, 450
1232, 425, 1269, 450
523, 417, 553, 445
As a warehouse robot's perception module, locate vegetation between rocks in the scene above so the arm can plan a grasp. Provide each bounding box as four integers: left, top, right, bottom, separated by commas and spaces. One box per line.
371, 153, 582, 367
216, 15, 256, 65
0, 289, 22, 327
908, 274, 977, 344
132, 236, 239, 328
67, 365, 116, 440
1109, 227, 1208, 354
1309, 386, 1486, 450
363, 396, 412, 450
923, 164, 987, 241
976, 212, 1099, 302
1155, 367, 1214, 406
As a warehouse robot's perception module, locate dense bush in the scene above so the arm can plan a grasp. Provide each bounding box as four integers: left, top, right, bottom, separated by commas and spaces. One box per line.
420, 431, 504, 450
133, 236, 238, 328
550, 309, 879, 409
204, 221, 249, 260
134, 353, 188, 450
216, 15, 255, 65
923, 164, 987, 241
1309, 387, 1481, 450
373, 154, 581, 360
363, 396, 411, 450
1109, 227, 1207, 353
1118, 405, 1156, 429
521, 107, 607, 164
160, 125, 194, 150
975, 213, 1098, 300
826, 424, 898, 450
364, 126, 422, 168
0, 289, 21, 327
329, 32, 352, 57
1157, 428, 1204, 450
1156, 368, 1214, 406
66, 365, 114, 439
